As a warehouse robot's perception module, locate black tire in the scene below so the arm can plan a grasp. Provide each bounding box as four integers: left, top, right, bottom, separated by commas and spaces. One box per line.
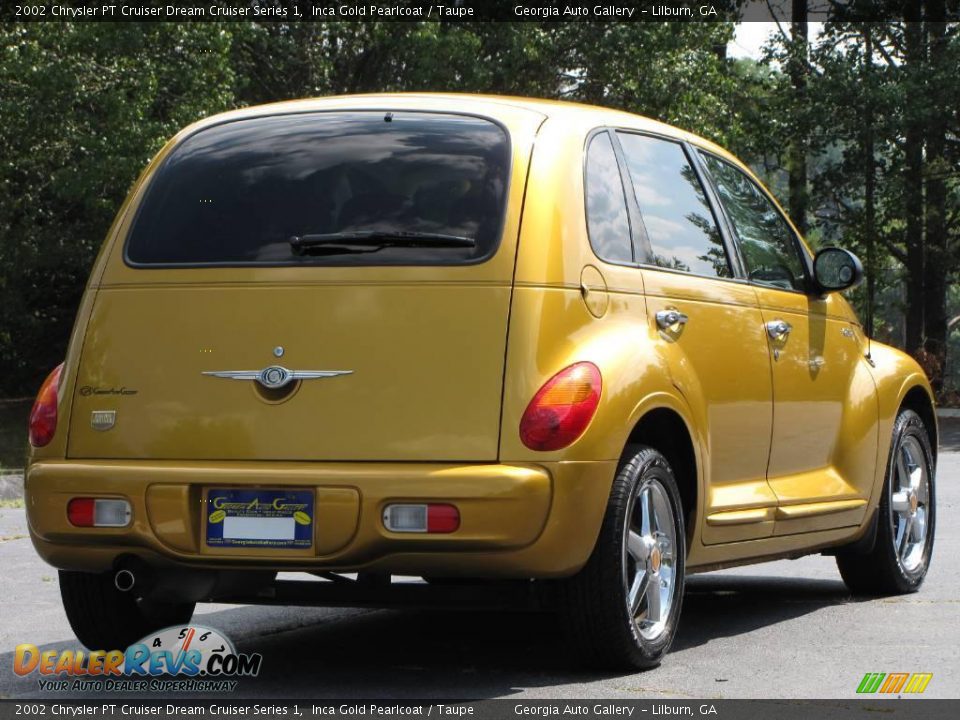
557, 445, 686, 670
837, 408, 936, 595
59, 570, 195, 650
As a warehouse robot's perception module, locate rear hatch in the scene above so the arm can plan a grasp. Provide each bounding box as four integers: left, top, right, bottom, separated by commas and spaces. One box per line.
68, 105, 541, 462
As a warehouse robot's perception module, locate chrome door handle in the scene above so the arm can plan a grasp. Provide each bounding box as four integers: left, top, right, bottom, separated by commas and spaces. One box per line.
656, 309, 689, 330
766, 319, 792, 340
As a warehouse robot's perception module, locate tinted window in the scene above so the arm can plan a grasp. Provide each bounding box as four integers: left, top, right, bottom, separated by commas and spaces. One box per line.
126, 112, 510, 266
585, 132, 633, 264
617, 133, 730, 278
699, 153, 806, 291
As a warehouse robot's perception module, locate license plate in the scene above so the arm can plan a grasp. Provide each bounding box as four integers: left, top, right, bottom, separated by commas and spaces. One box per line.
205, 488, 313, 549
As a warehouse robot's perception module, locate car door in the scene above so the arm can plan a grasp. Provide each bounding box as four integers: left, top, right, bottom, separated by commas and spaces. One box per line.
614, 131, 778, 544
697, 152, 878, 535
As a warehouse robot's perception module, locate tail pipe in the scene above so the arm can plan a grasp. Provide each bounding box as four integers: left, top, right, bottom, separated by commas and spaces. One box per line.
114, 568, 136, 592
112, 557, 154, 594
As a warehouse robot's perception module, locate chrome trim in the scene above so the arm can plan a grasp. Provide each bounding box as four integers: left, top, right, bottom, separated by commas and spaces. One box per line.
202, 365, 353, 390
90, 410, 117, 432
656, 309, 689, 330
766, 319, 792, 340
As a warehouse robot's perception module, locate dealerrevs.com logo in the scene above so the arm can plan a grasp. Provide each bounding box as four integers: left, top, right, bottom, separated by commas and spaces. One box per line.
14, 625, 262, 693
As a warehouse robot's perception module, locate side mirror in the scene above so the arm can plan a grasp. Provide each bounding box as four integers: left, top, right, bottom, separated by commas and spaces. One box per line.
813, 247, 863, 293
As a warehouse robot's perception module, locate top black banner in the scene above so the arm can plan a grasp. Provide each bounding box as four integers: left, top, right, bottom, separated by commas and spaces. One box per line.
3, 0, 959, 23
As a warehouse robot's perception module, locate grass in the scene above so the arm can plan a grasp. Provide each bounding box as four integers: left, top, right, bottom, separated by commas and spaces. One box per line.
0, 399, 31, 472
0, 498, 25, 509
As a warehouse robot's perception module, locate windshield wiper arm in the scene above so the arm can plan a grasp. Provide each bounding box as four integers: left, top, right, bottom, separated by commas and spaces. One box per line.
289, 231, 476, 255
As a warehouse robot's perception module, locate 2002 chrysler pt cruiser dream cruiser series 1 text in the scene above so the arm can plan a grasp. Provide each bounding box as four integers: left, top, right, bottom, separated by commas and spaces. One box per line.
26, 94, 937, 669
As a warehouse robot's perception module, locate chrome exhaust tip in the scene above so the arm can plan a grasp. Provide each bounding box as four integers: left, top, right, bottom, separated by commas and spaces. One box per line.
114, 568, 136, 592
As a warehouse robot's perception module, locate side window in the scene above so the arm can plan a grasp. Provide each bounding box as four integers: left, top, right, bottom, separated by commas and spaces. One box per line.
585, 132, 633, 264
699, 153, 806, 292
617, 132, 730, 278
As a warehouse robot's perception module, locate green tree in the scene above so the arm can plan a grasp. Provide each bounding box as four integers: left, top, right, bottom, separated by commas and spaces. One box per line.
765, 9, 960, 394
0, 23, 236, 395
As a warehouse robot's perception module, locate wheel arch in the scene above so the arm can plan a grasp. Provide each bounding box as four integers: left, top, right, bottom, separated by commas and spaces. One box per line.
900, 384, 938, 463
864, 341, 938, 500
621, 404, 699, 545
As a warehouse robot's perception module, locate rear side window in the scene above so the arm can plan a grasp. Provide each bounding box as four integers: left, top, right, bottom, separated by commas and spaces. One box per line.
584, 132, 633, 264
126, 112, 510, 266
617, 133, 730, 278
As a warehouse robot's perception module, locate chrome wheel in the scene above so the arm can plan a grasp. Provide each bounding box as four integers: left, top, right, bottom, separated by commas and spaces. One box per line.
889, 435, 930, 573
623, 478, 678, 641
559, 446, 685, 669
836, 409, 935, 596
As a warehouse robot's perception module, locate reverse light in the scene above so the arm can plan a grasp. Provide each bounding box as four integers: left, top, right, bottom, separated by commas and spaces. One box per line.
519, 361, 602, 451
383, 504, 461, 533
28, 363, 64, 448
67, 498, 132, 528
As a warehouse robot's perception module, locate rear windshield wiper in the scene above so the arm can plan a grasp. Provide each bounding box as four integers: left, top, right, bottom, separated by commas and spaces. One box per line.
289, 231, 476, 256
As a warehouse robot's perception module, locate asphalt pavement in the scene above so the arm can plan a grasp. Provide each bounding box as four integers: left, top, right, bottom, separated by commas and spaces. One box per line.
1, 425, 958, 700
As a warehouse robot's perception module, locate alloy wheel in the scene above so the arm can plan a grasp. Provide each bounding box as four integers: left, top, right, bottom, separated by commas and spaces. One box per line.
889, 434, 931, 574
622, 477, 678, 641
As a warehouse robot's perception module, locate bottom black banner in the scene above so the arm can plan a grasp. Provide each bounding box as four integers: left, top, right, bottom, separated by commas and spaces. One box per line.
0, 700, 957, 720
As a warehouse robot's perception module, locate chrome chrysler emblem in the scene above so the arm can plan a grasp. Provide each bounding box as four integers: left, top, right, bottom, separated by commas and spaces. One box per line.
202, 365, 352, 390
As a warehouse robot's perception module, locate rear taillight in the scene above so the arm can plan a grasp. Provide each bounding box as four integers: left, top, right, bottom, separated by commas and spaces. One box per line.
66, 498, 95, 527
67, 498, 131, 527
383, 503, 461, 533
519, 362, 602, 451
29, 363, 64, 448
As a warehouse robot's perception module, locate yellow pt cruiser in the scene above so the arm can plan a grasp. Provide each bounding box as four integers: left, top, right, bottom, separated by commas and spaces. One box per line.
26, 94, 936, 670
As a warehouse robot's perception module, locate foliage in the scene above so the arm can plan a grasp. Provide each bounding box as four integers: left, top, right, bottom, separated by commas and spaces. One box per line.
0, 399, 30, 469
773, 19, 960, 395
0, 21, 741, 397
0, 18, 958, 399
0, 23, 236, 395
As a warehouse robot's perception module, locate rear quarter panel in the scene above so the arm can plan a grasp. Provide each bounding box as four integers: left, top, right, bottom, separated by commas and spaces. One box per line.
501, 111, 688, 465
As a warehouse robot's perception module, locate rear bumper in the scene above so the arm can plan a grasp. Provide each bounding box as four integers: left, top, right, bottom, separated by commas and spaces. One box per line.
26, 459, 615, 578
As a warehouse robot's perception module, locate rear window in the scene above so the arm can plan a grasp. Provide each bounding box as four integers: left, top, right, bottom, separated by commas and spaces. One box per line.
125, 112, 511, 266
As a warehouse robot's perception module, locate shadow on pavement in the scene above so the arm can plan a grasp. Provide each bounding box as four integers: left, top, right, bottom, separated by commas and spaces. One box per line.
938, 417, 960, 453
1, 573, 869, 699
674, 574, 864, 653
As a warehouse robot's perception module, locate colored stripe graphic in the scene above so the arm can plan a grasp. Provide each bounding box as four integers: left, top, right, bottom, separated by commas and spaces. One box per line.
880, 672, 909, 693
857, 673, 885, 694
858, 672, 933, 694
904, 673, 933, 693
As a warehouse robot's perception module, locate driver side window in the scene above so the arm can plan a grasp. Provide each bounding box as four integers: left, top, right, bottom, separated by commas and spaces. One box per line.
699, 153, 806, 292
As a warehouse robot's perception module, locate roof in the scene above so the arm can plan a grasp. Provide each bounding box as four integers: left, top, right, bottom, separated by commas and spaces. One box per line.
175, 92, 732, 160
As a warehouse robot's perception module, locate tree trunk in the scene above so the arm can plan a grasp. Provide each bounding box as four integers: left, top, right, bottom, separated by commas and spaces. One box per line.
903, 7, 925, 354
788, 0, 809, 236
862, 27, 877, 339
923, 0, 948, 392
